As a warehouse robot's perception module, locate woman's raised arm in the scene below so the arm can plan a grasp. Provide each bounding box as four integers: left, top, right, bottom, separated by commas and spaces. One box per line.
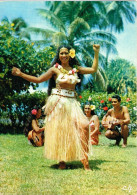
12, 67, 55, 83
78, 44, 100, 74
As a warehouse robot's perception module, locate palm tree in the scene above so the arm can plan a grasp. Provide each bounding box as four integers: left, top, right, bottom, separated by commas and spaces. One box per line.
105, 1, 136, 32
104, 1, 136, 69
1, 17, 31, 40
27, 1, 118, 91
12, 17, 31, 40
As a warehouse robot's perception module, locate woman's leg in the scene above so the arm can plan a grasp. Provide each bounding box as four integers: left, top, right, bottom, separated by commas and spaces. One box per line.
58, 161, 66, 170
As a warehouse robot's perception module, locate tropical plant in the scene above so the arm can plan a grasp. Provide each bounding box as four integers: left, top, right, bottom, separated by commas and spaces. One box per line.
0, 91, 47, 134
105, 1, 136, 33
0, 21, 55, 106
104, 1, 136, 69
106, 58, 136, 94
27, 1, 119, 91
1, 16, 31, 40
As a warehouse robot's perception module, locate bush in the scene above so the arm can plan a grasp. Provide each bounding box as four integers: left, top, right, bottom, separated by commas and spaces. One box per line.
0, 21, 55, 104
0, 91, 47, 134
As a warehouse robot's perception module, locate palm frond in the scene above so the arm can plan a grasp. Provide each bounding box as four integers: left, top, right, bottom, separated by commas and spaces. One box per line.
12, 17, 28, 32
95, 69, 107, 91
1, 16, 9, 23
36, 9, 66, 33
27, 27, 55, 39
19, 31, 31, 40
31, 40, 52, 47
57, 1, 81, 24
105, 1, 118, 13
52, 32, 68, 47
69, 17, 90, 40
44, 1, 61, 10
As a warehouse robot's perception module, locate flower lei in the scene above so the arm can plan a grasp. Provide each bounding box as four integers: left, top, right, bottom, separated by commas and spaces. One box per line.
54, 63, 78, 75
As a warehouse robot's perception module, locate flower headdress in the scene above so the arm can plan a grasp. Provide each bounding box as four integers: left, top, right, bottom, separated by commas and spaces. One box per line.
69, 49, 75, 58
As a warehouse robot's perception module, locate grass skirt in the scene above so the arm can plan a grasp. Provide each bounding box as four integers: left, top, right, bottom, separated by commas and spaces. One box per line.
44, 94, 91, 162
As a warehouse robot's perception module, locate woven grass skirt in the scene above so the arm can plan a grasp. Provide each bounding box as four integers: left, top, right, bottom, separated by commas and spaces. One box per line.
44, 93, 91, 162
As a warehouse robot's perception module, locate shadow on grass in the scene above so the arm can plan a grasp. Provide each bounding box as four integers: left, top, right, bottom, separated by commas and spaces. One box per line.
125, 144, 137, 148
99, 143, 137, 148
107, 144, 137, 148
49, 159, 125, 170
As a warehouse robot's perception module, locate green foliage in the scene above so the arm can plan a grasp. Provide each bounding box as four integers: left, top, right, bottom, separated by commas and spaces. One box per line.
0, 91, 47, 134
105, 1, 136, 33
1, 90, 136, 134
0, 19, 54, 131
0, 21, 55, 104
106, 58, 136, 94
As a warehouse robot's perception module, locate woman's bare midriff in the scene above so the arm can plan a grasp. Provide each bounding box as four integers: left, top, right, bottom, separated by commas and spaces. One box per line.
56, 83, 76, 90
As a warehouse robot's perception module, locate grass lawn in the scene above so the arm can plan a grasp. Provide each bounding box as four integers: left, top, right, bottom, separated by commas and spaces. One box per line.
0, 134, 137, 195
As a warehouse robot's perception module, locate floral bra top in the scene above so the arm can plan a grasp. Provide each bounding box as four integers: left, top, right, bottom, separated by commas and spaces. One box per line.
54, 63, 81, 85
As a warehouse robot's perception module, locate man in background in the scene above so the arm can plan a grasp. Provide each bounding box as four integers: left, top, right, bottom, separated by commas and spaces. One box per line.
102, 95, 130, 147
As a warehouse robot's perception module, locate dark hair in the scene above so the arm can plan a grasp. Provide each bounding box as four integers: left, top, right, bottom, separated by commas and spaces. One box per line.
48, 45, 81, 96
23, 105, 41, 137
84, 102, 96, 116
112, 95, 121, 102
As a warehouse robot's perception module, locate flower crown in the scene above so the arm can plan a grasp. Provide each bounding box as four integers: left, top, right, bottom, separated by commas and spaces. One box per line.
69, 49, 75, 58
31, 109, 37, 115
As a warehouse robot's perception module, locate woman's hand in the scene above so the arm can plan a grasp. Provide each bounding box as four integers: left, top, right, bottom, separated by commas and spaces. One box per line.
12, 67, 21, 76
93, 44, 100, 53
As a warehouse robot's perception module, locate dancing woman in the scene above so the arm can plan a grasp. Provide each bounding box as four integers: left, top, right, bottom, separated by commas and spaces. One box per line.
12, 44, 100, 170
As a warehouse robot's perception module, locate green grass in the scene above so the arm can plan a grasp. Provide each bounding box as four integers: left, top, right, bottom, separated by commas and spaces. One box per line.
0, 134, 137, 195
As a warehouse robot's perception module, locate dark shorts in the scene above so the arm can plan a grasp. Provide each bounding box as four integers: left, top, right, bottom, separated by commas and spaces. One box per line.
108, 125, 122, 138
112, 125, 121, 134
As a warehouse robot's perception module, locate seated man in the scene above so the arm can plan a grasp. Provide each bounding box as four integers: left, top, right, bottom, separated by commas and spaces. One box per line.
102, 95, 130, 147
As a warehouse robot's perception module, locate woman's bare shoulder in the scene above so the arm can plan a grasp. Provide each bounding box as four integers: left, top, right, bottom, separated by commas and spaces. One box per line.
92, 115, 99, 120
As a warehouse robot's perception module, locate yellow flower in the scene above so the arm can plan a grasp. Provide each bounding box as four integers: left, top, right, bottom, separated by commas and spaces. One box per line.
21, 51, 24, 54
11, 23, 14, 27
69, 49, 75, 58
90, 105, 95, 110
31, 42, 34, 46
